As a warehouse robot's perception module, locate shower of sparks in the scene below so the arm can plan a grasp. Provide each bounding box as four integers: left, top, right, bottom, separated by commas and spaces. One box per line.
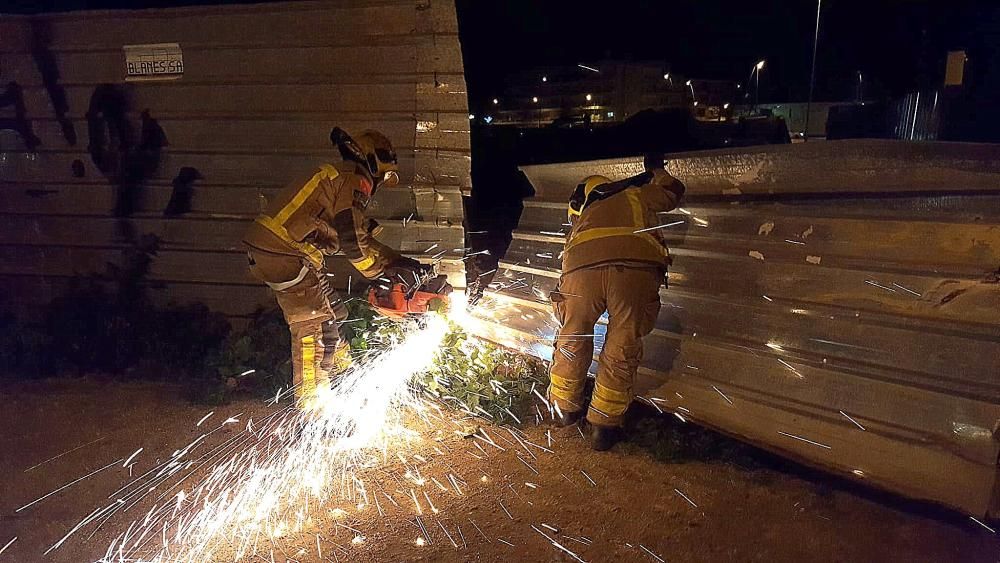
969, 516, 996, 534
633, 220, 684, 234
777, 431, 832, 450
864, 279, 897, 293
27, 292, 553, 562
640, 543, 665, 562
23, 437, 106, 473
531, 524, 587, 563
14, 289, 715, 562
891, 282, 921, 297
0, 537, 17, 557
839, 410, 867, 431
712, 386, 734, 406
674, 488, 698, 508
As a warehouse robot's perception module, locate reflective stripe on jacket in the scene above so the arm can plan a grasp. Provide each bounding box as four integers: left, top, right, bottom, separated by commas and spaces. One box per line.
560, 169, 683, 274
243, 163, 399, 279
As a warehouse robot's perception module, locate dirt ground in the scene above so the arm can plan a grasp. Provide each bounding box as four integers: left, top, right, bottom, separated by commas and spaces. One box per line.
1, 378, 997, 563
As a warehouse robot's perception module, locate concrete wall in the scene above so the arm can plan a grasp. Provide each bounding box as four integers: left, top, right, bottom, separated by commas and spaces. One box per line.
473, 139, 1000, 517
0, 0, 470, 320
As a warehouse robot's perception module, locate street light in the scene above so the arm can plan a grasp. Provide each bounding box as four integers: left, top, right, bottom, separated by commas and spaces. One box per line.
585, 94, 592, 102
685, 80, 697, 105
542, 76, 547, 83
804, 0, 823, 141
748, 59, 766, 110
492, 98, 499, 105
532, 96, 538, 103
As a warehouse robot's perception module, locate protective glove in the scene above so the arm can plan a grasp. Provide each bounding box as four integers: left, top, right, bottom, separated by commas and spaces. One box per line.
384, 257, 431, 292
644, 152, 665, 172
466, 279, 484, 306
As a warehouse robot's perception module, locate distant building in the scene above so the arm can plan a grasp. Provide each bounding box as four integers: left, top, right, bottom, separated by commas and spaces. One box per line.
478, 61, 737, 128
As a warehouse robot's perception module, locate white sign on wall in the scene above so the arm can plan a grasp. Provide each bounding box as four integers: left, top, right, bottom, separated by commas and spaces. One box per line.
123, 43, 184, 82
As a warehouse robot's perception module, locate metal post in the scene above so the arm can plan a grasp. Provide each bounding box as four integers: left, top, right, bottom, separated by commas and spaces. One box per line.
804, 0, 822, 141
755, 70, 760, 108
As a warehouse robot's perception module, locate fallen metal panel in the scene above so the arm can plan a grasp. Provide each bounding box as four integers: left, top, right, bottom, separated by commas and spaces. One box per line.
474, 139, 1000, 517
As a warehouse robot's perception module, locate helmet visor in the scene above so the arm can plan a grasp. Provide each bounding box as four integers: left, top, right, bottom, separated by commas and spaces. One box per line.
378, 170, 400, 190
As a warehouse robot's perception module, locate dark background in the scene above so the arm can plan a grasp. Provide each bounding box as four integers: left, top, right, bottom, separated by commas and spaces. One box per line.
3, 0, 998, 107
457, 0, 999, 106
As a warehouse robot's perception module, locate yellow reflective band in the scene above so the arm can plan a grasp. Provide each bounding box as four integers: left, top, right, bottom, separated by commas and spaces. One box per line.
593, 382, 631, 405
274, 164, 339, 225
301, 334, 317, 395
254, 215, 325, 268
565, 186, 666, 257
350, 254, 377, 272
332, 344, 353, 374
589, 396, 628, 418
565, 227, 666, 257
547, 385, 582, 409
548, 371, 581, 392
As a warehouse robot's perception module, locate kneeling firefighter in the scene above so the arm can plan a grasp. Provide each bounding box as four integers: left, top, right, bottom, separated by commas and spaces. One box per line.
547, 155, 685, 450
243, 128, 430, 407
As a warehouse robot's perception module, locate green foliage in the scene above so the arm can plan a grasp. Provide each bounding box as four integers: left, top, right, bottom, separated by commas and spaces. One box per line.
0, 311, 55, 378
144, 303, 231, 376
421, 326, 547, 423
343, 298, 403, 352
2, 235, 545, 417
1, 235, 229, 385
624, 404, 766, 468
344, 299, 548, 424
201, 308, 291, 402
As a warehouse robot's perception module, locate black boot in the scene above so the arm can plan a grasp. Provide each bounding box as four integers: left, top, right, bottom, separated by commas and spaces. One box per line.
590, 425, 620, 451
555, 410, 582, 428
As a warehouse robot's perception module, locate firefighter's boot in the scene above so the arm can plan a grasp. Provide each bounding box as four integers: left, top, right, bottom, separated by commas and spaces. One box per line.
555, 409, 582, 428
590, 424, 620, 452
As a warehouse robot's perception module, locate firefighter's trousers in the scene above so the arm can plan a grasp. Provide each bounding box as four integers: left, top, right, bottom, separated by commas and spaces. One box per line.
249, 250, 352, 407
547, 265, 662, 427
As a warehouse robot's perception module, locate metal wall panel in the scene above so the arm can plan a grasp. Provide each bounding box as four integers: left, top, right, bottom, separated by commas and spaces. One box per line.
0, 0, 470, 320
473, 140, 1000, 517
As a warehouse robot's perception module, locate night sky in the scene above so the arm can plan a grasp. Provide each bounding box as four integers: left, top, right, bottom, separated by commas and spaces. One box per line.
2, 0, 998, 106
457, 0, 999, 106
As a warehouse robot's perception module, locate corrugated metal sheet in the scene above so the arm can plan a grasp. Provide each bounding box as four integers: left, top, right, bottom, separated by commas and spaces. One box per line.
474, 139, 1000, 517
0, 0, 469, 319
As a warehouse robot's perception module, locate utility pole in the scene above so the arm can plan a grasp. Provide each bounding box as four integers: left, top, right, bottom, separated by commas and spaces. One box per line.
804, 0, 822, 141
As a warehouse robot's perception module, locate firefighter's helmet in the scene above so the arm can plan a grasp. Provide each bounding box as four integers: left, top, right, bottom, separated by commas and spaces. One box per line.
568, 175, 611, 221
331, 127, 400, 206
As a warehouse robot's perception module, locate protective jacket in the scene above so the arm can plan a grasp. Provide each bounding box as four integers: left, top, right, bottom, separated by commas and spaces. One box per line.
561, 169, 683, 275
243, 163, 400, 284
547, 168, 685, 429
243, 162, 398, 407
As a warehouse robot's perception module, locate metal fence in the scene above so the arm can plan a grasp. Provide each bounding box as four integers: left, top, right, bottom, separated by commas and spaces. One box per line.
891, 90, 944, 141
0, 0, 470, 321
472, 139, 1000, 517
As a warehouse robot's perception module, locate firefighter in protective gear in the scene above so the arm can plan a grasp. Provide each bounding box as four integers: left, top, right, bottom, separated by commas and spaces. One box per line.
243, 128, 427, 408
547, 161, 685, 450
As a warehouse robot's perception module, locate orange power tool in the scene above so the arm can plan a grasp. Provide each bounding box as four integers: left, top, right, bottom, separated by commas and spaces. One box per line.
367, 267, 452, 320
